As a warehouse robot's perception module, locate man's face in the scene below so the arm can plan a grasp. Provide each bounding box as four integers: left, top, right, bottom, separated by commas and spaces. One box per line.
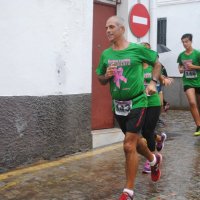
105, 18, 123, 43
182, 38, 192, 50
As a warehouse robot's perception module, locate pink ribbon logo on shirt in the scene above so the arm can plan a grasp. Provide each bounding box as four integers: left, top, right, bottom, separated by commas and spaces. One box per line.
114, 67, 127, 88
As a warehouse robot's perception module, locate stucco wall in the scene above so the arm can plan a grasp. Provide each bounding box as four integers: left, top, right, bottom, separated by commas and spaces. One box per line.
0, 0, 93, 96
0, 0, 93, 170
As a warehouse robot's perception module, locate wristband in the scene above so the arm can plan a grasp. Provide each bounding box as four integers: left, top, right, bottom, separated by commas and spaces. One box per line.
152, 78, 158, 84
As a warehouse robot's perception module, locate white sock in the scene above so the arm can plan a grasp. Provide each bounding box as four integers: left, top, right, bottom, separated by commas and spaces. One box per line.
123, 188, 134, 197
149, 154, 156, 166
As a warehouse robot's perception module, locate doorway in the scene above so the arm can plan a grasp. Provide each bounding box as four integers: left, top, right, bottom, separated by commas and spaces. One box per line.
91, 2, 116, 130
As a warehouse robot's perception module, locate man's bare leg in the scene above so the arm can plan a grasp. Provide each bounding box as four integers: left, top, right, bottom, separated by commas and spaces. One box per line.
136, 137, 154, 161
185, 88, 200, 126
123, 132, 139, 189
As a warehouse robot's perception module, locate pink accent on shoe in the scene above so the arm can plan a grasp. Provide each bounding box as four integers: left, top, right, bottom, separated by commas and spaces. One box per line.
142, 160, 151, 174
156, 132, 167, 152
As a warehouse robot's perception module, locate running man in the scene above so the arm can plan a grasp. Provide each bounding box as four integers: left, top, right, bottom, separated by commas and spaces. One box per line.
177, 33, 200, 136
96, 16, 162, 200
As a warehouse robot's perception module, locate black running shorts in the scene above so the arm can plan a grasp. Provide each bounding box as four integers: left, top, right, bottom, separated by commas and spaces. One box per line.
184, 86, 200, 94
115, 108, 146, 134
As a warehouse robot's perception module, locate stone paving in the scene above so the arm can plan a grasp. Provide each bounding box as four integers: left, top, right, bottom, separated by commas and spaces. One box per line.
0, 110, 200, 200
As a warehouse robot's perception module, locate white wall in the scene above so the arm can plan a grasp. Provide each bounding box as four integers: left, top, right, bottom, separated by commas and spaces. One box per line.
157, 1, 200, 76
0, 0, 93, 96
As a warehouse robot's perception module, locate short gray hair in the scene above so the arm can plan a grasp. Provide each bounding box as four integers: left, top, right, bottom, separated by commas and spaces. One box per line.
108, 15, 125, 27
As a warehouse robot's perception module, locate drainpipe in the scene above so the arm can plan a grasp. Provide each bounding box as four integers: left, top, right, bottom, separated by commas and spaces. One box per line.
149, 0, 157, 51
137, 0, 141, 42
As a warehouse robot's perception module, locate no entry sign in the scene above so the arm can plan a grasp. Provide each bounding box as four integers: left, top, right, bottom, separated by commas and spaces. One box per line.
129, 3, 150, 38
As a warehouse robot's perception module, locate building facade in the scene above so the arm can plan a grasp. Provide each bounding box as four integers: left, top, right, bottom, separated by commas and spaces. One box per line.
0, 0, 200, 169
0, 0, 93, 169
156, 0, 200, 109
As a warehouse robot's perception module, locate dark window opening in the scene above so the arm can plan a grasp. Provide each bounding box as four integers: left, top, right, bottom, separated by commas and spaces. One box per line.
157, 18, 167, 45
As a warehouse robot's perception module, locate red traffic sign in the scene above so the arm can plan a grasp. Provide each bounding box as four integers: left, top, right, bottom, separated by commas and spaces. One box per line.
129, 3, 150, 38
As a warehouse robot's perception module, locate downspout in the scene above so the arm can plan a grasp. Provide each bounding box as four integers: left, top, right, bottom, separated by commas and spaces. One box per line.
149, 0, 157, 51
137, 0, 141, 43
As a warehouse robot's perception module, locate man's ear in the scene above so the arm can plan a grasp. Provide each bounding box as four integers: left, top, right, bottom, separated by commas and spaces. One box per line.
121, 26, 125, 33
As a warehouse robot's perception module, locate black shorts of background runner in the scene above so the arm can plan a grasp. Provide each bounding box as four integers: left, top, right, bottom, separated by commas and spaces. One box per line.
184, 86, 200, 94
115, 108, 146, 134
141, 106, 161, 152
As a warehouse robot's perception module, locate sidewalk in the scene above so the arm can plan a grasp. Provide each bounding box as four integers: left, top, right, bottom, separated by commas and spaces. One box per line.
0, 110, 200, 200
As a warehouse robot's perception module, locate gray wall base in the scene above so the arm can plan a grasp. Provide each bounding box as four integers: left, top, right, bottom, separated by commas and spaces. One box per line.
0, 94, 92, 169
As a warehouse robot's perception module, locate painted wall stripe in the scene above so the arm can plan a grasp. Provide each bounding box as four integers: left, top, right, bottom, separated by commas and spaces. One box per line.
0, 143, 122, 181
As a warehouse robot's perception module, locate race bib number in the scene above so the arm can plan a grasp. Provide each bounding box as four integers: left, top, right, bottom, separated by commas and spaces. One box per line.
114, 100, 132, 116
182, 59, 197, 78
185, 70, 197, 78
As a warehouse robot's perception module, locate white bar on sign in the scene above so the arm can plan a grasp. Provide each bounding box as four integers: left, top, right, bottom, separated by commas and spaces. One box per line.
132, 16, 148, 25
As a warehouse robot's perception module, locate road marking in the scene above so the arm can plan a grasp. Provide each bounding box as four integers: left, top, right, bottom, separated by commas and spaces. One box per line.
0, 181, 19, 191
0, 143, 122, 181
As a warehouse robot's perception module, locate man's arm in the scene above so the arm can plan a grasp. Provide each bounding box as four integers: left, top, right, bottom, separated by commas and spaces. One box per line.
159, 75, 174, 86
97, 64, 116, 85
98, 75, 110, 85
146, 59, 161, 95
152, 59, 162, 82
178, 64, 184, 74
187, 63, 200, 70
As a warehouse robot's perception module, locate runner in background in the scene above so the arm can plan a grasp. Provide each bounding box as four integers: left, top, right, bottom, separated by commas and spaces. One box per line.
161, 65, 170, 112
157, 57, 174, 126
177, 33, 200, 136
141, 42, 172, 173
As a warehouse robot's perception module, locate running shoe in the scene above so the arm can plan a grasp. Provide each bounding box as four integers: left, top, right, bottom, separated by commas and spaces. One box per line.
164, 102, 170, 112
119, 192, 133, 200
157, 118, 166, 127
194, 126, 200, 136
156, 132, 167, 152
151, 153, 162, 182
142, 160, 151, 174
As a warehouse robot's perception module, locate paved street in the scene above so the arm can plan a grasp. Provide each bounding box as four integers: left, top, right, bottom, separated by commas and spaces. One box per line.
0, 110, 200, 200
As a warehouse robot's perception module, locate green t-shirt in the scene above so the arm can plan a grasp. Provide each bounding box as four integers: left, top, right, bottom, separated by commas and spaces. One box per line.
144, 65, 161, 107
177, 49, 200, 87
96, 42, 158, 109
